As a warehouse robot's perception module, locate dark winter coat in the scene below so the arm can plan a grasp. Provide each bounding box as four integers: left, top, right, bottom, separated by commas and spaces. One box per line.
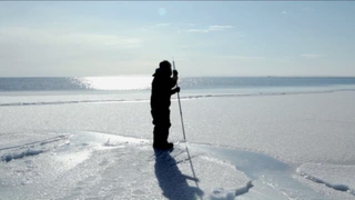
150, 69, 177, 111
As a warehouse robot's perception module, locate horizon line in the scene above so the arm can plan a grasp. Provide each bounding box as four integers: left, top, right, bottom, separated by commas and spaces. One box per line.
1, 75, 355, 79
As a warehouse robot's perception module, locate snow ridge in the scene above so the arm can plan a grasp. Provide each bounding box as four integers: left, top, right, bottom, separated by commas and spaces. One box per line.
298, 169, 355, 196
1, 148, 45, 162
0, 135, 69, 162
0, 99, 148, 107
235, 180, 254, 196
1, 88, 353, 108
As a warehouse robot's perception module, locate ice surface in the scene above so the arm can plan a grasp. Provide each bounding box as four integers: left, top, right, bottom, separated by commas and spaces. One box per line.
1, 91, 355, 164
0, 131, 253, 200
180, 91, 355, 165
1, 90, 355, 199
1, 130, 342, 200
192, 144, 329, 200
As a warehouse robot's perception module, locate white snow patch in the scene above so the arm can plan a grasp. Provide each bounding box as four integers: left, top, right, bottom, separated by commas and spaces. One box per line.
210, 188, 236, 200
210, 181, 253, 200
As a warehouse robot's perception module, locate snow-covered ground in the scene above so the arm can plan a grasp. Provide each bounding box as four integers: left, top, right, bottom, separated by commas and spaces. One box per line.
1, 91, 355, 199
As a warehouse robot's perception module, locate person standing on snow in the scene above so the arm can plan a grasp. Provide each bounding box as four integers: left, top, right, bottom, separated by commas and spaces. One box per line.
151, 60, 180, 150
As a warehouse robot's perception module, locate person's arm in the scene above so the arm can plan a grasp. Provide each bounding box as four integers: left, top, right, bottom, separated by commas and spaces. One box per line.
170, 70, 180, 95
170, 86, 180, 95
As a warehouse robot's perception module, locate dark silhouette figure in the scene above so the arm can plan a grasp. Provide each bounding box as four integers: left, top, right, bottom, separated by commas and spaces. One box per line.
151, 60, 180, 150
154, 150, 204, 200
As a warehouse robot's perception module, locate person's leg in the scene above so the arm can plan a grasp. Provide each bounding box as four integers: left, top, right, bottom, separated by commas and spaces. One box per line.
152, 110, 160, 147
161, 124, 170, 144
152, 110, 166, 147
161, 110, 172, 146
153, 125, 161, 148
152, 110, 172, 149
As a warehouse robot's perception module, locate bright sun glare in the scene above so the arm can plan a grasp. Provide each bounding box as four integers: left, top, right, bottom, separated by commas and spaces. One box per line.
75, 76, 153, 91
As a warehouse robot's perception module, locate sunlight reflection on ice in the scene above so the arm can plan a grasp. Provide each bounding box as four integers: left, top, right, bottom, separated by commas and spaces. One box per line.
72, 76, 152, 91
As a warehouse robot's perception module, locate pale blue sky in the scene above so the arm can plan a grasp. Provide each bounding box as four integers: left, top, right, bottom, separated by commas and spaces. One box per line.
0, 1, 354, 77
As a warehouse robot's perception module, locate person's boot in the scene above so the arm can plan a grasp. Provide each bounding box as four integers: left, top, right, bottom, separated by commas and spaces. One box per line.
153, 126, 162, 148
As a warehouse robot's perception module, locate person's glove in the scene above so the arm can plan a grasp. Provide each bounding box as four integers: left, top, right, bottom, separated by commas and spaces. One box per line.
175, 87, 180, 93
173, 70, 178, 76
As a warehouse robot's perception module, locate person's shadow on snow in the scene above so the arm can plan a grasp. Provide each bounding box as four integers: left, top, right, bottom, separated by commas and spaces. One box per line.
154, 150, 204, 200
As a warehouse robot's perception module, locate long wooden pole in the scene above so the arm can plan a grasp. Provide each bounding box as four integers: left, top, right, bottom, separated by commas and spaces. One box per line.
172, 59, 186, 142
173, 59, 202, 199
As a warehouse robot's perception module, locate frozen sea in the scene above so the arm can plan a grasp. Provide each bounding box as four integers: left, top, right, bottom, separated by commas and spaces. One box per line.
1, 76, 355, 200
